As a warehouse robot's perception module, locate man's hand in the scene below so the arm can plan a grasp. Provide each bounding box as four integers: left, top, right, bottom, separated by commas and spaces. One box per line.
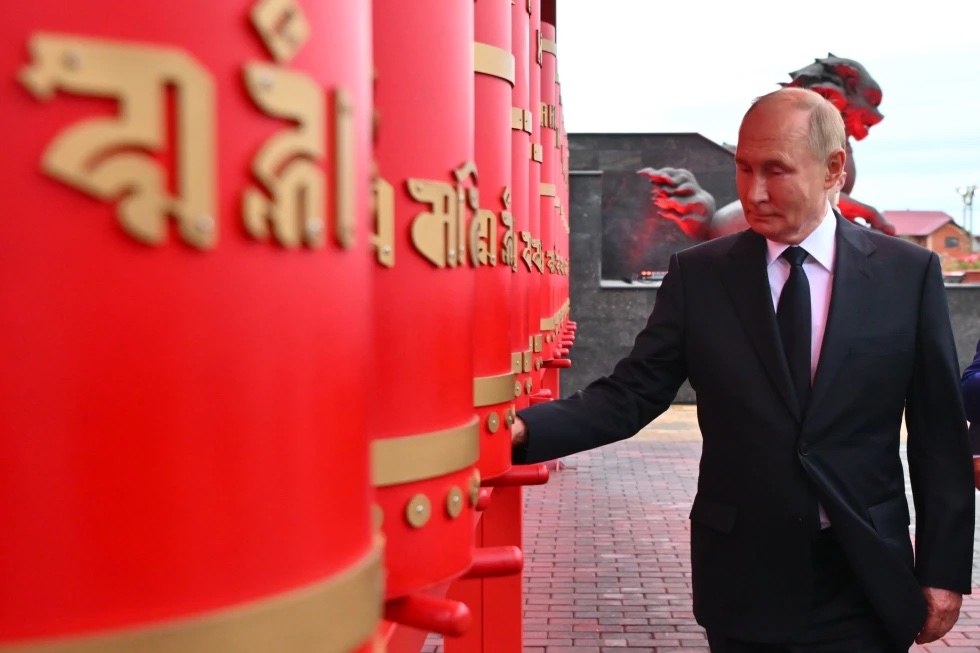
915, 587, 962, 644
512, 417, 527, 446
973, 457, 980, 491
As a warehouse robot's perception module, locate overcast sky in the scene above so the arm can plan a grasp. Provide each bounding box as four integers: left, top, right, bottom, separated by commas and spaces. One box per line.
555, 0, 980, 230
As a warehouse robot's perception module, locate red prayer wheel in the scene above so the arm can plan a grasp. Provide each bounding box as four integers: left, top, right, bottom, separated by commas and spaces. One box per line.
538, 19, 559, 365
527, 0, 545, 392
556, 70, 570, 339
371, 0, 479, 602
473, 0, 515, 481
1, 2, 380, 651
510, 0, 533, 415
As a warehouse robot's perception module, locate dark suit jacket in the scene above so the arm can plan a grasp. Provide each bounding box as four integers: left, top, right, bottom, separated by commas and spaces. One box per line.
961, 339, 980, 454
515, 215, 974, 647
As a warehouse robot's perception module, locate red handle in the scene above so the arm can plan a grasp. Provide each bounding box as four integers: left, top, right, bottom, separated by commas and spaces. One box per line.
475, 488, 493, 511
543, 358, 572, 369
463, 546, 524, 579
384, 594, 472, 636
555, 347, 569, 357
482, 464, 550, 487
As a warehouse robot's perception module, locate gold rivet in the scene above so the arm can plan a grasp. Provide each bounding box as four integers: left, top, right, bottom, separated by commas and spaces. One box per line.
469, 471, 481, 506
514, 381, 522, 397
487, 412, 500, 433
505, 408, 515, 427
526, 379, 533, 393
372, 504, 384, 529
446, 487, 465, 518
405, 494, 432, 528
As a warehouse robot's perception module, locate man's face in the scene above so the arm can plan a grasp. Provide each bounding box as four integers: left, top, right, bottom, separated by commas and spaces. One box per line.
735, 104, 843, 245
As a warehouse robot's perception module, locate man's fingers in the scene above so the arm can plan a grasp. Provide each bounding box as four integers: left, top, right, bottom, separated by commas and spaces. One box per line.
916, 611, 959, 644
916, 616, 942, 644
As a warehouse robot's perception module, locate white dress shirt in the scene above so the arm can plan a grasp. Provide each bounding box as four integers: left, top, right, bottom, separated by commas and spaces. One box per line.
765, 203, 836, 527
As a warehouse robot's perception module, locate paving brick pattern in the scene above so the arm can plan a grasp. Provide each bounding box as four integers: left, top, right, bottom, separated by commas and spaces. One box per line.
422, 407, 980, 653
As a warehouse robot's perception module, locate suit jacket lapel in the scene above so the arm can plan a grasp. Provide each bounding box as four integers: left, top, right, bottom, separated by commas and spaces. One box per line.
806, 214, 875, 417
723, 229, 801, 420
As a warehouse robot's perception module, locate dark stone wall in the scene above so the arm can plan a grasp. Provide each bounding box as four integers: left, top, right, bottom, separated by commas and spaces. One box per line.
563, 133, 980, 402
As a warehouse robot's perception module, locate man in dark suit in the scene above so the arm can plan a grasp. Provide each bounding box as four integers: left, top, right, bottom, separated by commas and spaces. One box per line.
960, 339, 980, 488
512, 88, 974, 651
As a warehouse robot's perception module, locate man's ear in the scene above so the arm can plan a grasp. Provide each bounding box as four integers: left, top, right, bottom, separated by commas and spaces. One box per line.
825, 148, 846, 190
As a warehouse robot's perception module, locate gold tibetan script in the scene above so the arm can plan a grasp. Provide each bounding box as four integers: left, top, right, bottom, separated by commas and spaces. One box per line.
520, 230, 534, 272
371, 173, 395, 267
251, 0, 311, 64
19, 34, 216, 249
408, 162, 479, 269
500, 188, 517, 272
242, 63, 326, 248
532, 237, 544, 272
469, 208, 498, 267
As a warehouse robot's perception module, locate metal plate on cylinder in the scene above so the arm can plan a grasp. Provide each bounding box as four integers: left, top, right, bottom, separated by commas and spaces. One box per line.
446, 487, 465, 518
405, 494, 432, 528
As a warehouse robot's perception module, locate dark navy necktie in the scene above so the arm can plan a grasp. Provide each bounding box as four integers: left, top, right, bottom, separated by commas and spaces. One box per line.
777, 246, 811, 412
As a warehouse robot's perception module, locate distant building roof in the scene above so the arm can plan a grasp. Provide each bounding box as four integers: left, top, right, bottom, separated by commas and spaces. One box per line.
882, 210, 957, 236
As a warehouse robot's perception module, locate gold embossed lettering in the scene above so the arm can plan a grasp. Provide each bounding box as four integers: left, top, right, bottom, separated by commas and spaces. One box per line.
500, 188, 516, 272
520, 230, 534, 272
371, 175, 395, 267
243, 63, 325, 248
469, 209, 498, 266
408, 161, 479, 268
19, 34, 216, 249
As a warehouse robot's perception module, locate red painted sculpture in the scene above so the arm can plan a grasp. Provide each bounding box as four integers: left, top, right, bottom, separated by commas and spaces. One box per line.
636, 167, 716, 240
684, 54, 896, 239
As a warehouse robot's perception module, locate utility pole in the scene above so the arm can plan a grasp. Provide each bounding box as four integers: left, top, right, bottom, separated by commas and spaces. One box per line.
957, 185, 977, 252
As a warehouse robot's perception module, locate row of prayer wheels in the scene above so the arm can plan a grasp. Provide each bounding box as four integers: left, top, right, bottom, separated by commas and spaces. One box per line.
0, 0, 573, 651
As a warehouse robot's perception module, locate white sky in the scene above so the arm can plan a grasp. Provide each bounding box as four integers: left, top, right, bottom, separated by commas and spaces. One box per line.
555, 0, 980, 229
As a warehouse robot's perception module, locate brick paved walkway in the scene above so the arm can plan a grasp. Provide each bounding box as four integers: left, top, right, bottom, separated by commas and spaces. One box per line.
424, 406, 980, 653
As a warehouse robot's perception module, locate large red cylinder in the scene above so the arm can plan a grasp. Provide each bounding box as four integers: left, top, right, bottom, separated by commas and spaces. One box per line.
538, 20, 559, 365
510, 0, 533, 416
371, 0, 479, 600
556, 71, 570, 337
1, 2, 379, 651
473, 0, 515, 481
527, 0, 545, 392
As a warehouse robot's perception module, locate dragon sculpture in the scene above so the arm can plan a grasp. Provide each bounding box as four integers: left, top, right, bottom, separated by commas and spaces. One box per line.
642, 54, 896, 240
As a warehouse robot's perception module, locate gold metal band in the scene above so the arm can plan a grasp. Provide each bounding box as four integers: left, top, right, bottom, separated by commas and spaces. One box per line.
474, 42, 515, 85
541, 316, 556, 331
530, 143, 543, 163
541, 37, 557, 56
533, 334, 543, 352
2, 546, 383, 653
511, 352, 523, 374
475, 372, 518, 407
372, 418, 479, 487
511, 107, 532, 133
540, 182, 556, 197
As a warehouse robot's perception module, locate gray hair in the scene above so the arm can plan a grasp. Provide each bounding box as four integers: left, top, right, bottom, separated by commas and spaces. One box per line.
744, 87, 846, 161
